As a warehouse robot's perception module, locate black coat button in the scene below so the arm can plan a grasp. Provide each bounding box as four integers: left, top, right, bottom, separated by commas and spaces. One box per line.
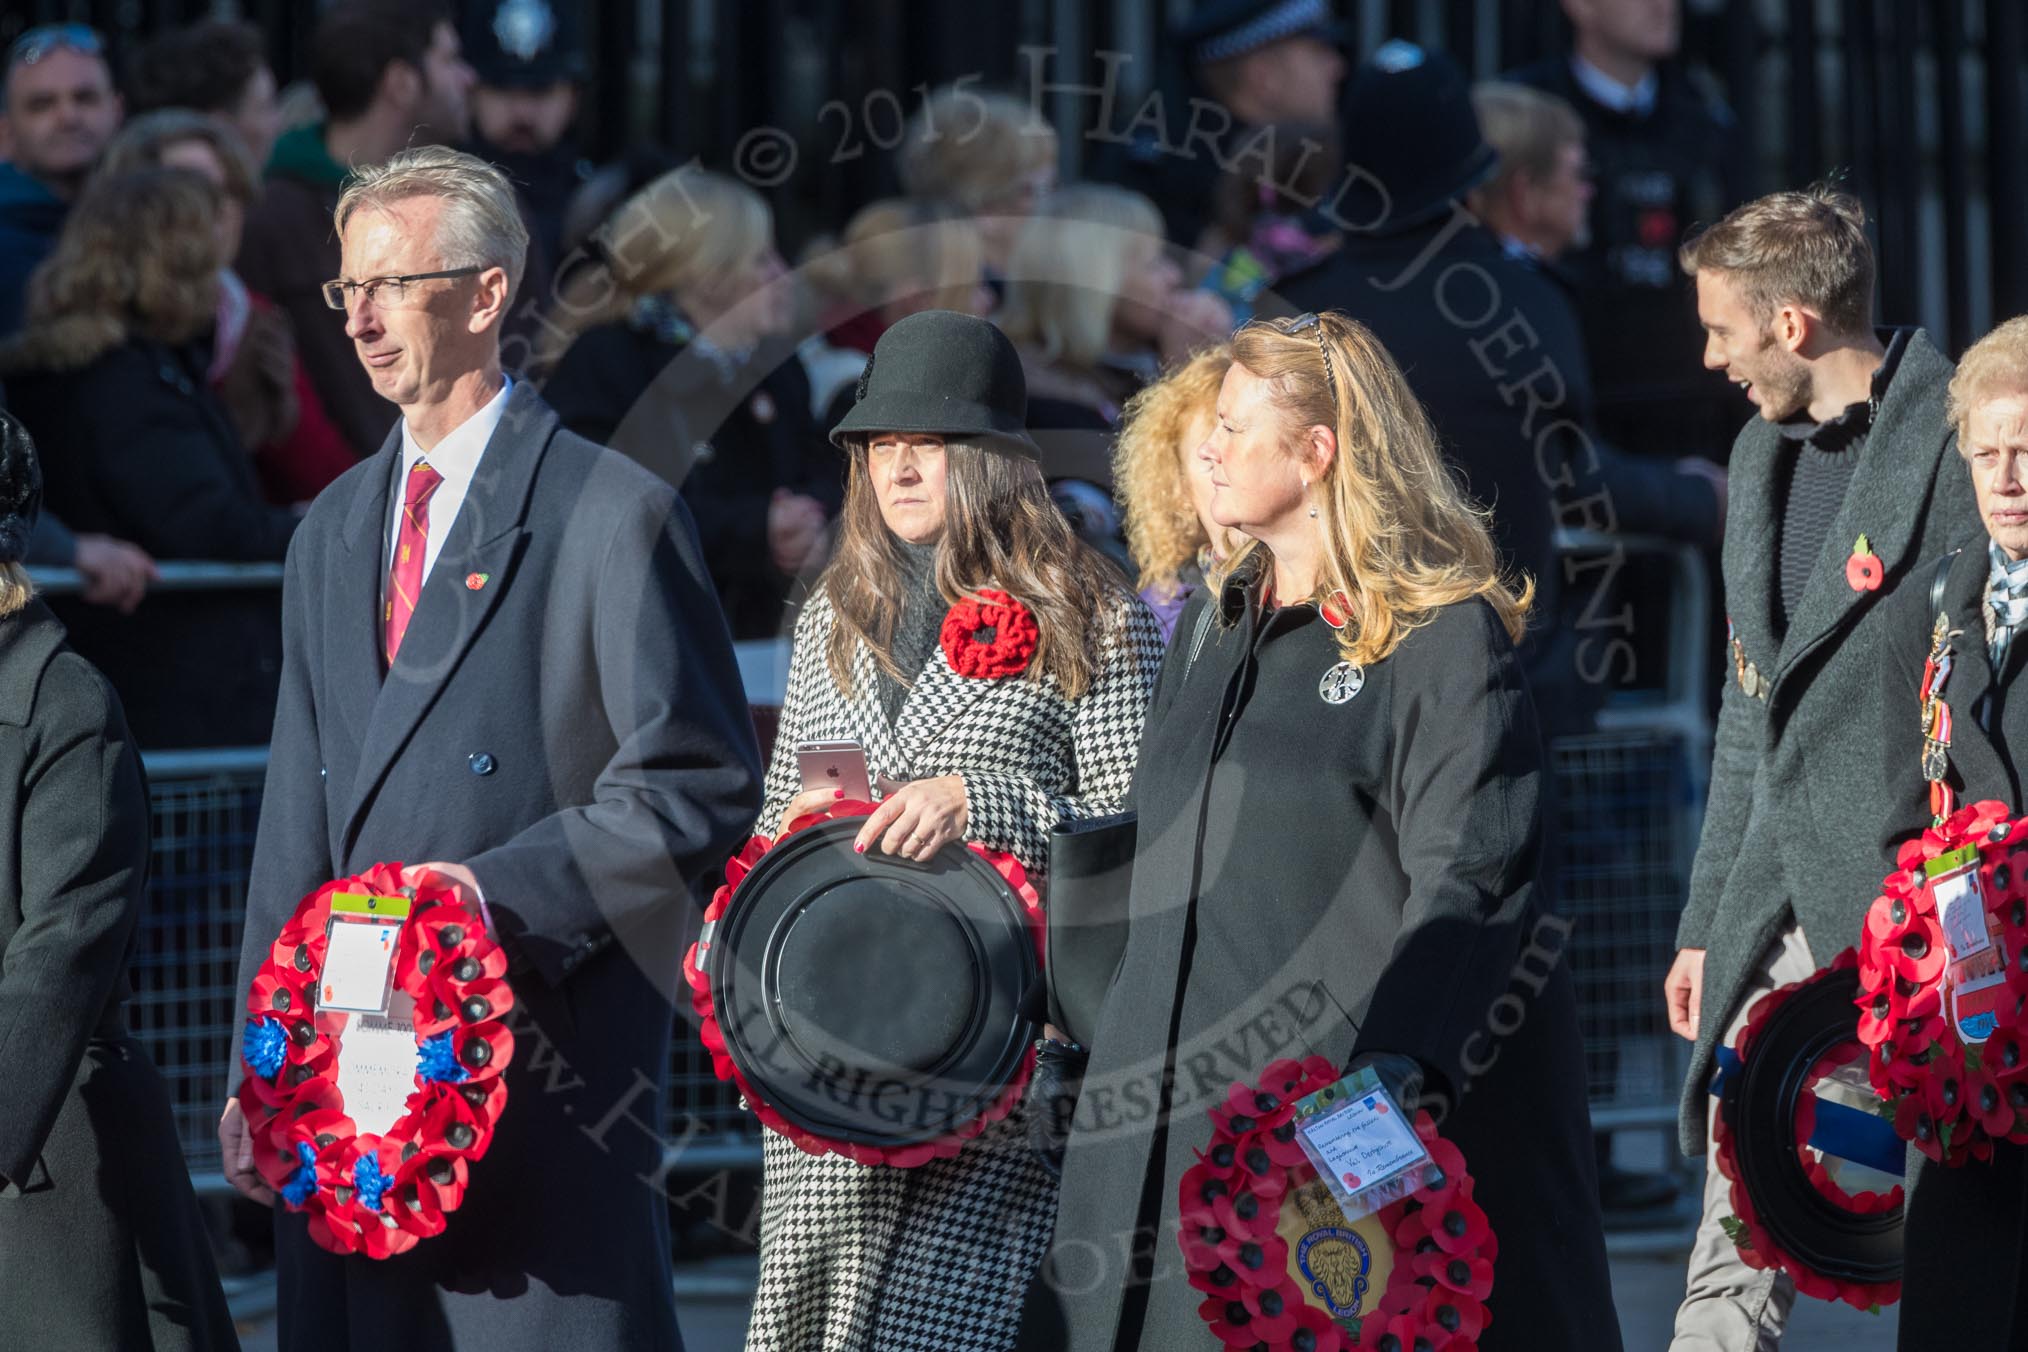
469, 752, 496, 776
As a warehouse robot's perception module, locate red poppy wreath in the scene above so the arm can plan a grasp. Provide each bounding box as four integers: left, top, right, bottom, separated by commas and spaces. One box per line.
239, 862, 515, 1258
1178, 1057, 1494, 1352
1857, 799, 2028, 1164
683, 799, 1045, 1167
939, 588, 1039, 680
1711, 953, 1903, 1311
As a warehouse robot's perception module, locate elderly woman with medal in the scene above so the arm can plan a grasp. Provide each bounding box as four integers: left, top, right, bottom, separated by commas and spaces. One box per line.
1021, 312, 1617, 1351
728, 309, 1164, 1351
1867, 314, 2028, 1348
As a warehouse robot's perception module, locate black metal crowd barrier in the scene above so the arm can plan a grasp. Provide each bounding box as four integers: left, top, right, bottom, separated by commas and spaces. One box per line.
30, 541, 1711, 1201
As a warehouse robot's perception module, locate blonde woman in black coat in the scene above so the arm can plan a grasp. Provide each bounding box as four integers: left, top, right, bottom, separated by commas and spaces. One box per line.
0, 413, 237, 1349
1026, 313, 1618, 1351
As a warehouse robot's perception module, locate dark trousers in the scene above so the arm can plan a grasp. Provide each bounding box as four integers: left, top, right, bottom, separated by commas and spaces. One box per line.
1899, 1145, 2028, 1349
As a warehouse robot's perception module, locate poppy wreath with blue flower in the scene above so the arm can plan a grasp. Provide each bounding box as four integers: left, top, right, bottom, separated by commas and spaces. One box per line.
238, 861, 516, 1258
1178, 1057, 1494, 1352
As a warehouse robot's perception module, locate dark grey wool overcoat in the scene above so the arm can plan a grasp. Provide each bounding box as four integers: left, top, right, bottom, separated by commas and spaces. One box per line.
1023, 559, 1619, 1351
1869, 544, 2028, 1348
0, 600, 237, 1349
1675, 329, 1977, 1156
230, 383, 762, 1352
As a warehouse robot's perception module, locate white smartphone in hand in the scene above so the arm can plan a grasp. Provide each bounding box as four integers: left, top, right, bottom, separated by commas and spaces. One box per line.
796, 739, 872, 803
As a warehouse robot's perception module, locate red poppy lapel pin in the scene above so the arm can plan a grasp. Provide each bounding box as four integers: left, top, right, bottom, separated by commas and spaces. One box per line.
466, 573, 489, 591
1847, 535, 1884, 593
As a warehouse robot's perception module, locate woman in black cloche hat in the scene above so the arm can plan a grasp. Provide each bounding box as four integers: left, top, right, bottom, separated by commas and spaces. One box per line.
741, 310, 1165, 1352
0, 411, 238, 1348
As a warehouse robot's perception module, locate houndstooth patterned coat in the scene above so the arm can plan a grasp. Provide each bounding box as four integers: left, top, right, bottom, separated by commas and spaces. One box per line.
744, 582, 1164, 1352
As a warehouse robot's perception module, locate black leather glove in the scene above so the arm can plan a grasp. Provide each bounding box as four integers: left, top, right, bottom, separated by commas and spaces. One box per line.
1026, 1037, 1088, 1178
1344, 1050, 1425, 1116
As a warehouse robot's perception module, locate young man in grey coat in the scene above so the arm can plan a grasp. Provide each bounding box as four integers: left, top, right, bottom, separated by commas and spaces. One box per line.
1663, 187, 1976, 1350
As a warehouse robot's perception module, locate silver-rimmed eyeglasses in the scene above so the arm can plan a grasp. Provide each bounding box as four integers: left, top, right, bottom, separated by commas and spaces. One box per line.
321, 267, 481, 310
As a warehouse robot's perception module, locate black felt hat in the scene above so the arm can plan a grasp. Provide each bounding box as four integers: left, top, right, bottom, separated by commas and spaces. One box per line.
1333, 40, 1497, 235
701, 818, 1041, 1149
829, 310, 1039, 457
0, 410, 42, 566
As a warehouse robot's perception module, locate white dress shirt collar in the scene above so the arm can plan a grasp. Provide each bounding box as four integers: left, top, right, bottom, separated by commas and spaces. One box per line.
391, 375, 513, 584
1570, 54, 1658, 117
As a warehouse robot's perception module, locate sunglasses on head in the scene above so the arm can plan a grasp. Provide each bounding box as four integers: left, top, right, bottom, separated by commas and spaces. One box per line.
7, 23, 103, 71
1275, 311, 1338, 403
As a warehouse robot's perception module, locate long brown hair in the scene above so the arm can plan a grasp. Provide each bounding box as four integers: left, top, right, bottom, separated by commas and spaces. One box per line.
824, 437, 1127, 699
1, 167, 222, 374
1217, 313, 1532, 665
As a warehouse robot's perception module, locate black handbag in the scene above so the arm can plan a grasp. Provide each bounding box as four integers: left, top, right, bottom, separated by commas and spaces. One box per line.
1043, 810, 1137, 1048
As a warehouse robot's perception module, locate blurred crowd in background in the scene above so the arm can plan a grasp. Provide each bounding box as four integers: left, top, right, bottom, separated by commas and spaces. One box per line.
0, 1, 1739, 702
0, 0, 1768, 1218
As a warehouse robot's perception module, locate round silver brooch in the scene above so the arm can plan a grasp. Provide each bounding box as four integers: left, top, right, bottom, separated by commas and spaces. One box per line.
1319, 661, 1365, 705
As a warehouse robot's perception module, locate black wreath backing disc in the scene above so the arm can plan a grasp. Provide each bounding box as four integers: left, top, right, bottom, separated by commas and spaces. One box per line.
1719, 965, 1903, 1286
703, 818, 1041, 1148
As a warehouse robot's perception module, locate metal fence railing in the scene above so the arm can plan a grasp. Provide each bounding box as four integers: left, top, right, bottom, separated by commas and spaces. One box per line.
127, 750, 268, 1181
1554, 730, 1699, 1128
1547, 534, 1712, 1177
67, 540, 1711, 1195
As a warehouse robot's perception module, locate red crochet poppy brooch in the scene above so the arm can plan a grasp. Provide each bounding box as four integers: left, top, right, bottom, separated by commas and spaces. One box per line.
939, 589, 1039, 680
1178, 1057, 1494, 1351
238, 862, 515, 1258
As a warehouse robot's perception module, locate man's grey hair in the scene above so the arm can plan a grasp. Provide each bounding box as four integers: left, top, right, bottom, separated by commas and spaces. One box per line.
334, 145, 529, 299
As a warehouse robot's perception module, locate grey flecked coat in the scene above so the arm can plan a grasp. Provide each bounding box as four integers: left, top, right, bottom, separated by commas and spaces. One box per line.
1675, 328, 1978, 1155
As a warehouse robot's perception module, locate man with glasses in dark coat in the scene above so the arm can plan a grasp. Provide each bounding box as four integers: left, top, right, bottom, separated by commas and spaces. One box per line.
217, 144, 760, 1352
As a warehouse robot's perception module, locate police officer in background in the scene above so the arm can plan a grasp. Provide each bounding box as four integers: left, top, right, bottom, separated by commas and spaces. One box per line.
1105, 0, 1346, 253
462, 0, 586, 314
1510, 0, 1744, 461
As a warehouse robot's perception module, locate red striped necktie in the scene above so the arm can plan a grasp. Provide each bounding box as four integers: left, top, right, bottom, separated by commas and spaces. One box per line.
385, 460, 444, 666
